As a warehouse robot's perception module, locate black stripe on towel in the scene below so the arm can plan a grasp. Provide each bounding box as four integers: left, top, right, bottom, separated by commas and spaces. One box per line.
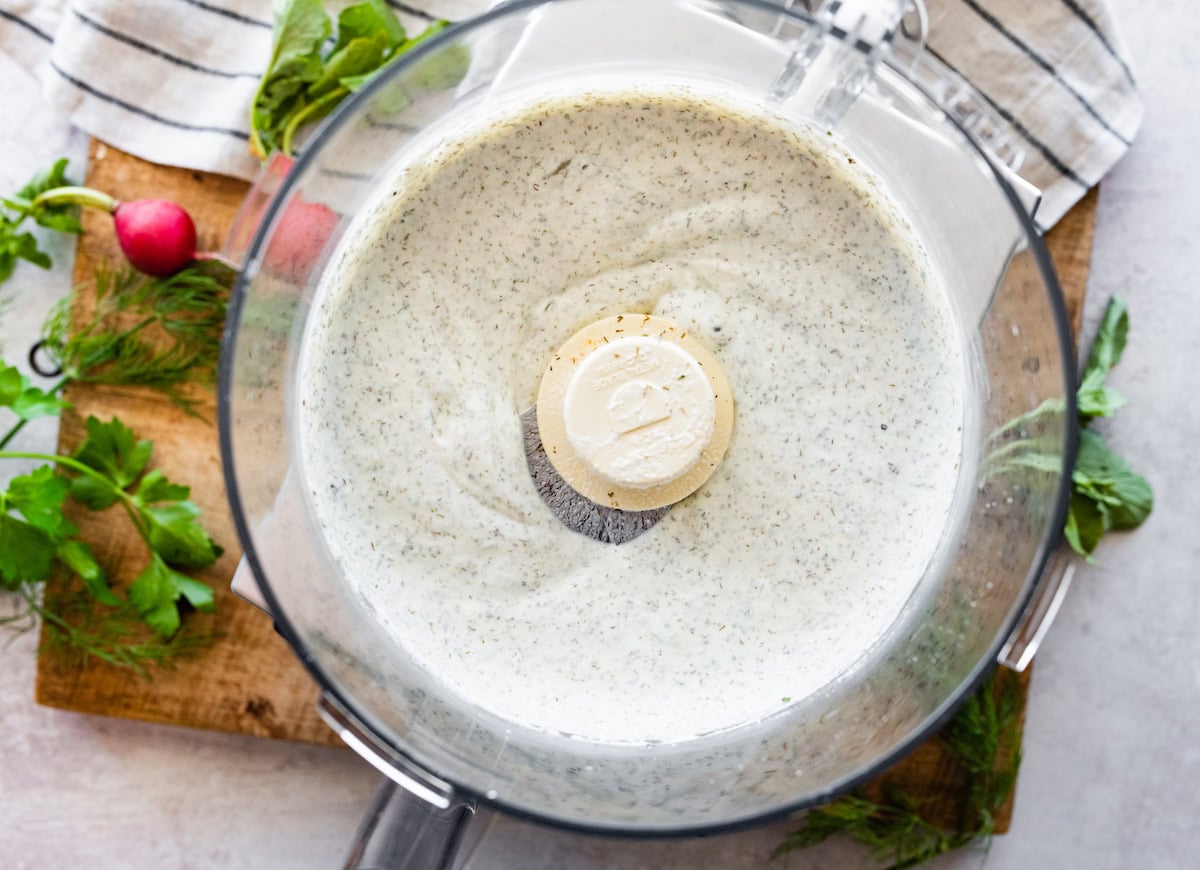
956, 0, 1132, 147
51, 62, 250, 140
1056, 0, 1138, 86
925, 44, 1090, 190
383, 1, 436, 22
0, 8, 53, 42
174, 0, 271, 29
72, 9, 261, 79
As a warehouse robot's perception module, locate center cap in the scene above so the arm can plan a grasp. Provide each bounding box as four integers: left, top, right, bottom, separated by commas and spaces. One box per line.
564, 336, 716, 489
536, 314, 734, 511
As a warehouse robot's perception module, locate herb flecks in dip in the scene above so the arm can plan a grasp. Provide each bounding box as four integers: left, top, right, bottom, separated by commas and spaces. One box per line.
299, 89, 965, 744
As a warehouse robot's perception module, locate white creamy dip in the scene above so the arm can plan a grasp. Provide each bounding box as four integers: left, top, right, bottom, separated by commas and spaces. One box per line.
298, 88, 965, 744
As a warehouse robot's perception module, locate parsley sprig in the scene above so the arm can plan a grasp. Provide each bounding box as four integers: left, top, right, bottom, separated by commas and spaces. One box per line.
0, 415, 221, 638
0, 158, 83, 287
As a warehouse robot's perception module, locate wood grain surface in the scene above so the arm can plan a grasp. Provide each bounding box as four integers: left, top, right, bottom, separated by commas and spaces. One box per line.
34, 143, 1099, 829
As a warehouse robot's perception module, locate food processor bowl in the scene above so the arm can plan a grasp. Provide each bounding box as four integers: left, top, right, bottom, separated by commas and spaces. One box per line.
219, 0, 1075, 861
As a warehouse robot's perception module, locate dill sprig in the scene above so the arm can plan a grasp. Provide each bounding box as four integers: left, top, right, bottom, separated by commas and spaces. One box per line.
40, 261, 232, 415
775, 668, 1025, 869
19, 584, 218, 677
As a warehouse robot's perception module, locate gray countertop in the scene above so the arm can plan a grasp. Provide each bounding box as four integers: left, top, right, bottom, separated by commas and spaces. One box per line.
1, 1, 1195, 866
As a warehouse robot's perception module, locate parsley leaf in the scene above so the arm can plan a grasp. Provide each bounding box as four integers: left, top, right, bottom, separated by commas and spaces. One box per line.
0, 159, 82, 287
56, 538, 120, 606
0, 362, 68, 422
0, 466, 73, 588
0, 513, 56, 588
52, 415, 220, 632
128, 553, 215, 638
138, 499, 223, 569
134, 468, 191, 504
72, 416, 152, 491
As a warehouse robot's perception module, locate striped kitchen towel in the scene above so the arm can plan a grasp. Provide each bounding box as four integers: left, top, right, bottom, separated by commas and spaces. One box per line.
0, 0, 1141, 228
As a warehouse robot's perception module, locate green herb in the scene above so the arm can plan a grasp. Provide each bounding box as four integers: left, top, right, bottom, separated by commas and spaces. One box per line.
1065, 296, 1152, 559
1076, 296, 1128, 421
250, 0, 456, 159
39, 261, 230, 415
0, 361, 68, 436
0, 158, 83, 287
1, 415, 220, 637
20, 586, 217, 677
983, 296, 1151, 560
775, 668, 1025, 869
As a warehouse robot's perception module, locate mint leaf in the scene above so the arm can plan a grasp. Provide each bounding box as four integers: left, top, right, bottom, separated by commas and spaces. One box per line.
128, 554, 215, 637
1083, 296, 1129, 380
1075, 378, 1126, 420
1077, 297, 1130, 423
72, 416, 152, 489
139, 500, 222, 569
1064, 491, 1106, 559
1074, 430, 1153, 530
1067, 429, 1153, 557
56, 538, 121, 606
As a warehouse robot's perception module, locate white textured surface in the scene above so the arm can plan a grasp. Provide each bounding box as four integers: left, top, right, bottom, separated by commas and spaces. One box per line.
0, 1, 1196, 865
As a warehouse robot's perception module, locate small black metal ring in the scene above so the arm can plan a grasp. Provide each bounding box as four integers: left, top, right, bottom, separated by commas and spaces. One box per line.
28, 339, 63, 378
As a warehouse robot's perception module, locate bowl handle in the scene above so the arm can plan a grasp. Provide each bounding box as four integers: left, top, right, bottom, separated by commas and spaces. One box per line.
318, 693, 477, 869
997, 547, 1077, 672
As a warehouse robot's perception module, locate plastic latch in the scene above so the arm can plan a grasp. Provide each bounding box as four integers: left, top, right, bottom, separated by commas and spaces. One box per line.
768, 0, 916, 126
997, 547, 1077, 672
317, 693, 455, 810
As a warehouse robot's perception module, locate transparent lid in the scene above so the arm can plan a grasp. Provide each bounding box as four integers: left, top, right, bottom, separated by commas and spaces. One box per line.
220, 0, 1074, 835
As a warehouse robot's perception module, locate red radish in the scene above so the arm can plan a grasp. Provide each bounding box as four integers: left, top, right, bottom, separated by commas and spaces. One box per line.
32, 186, 198, 276
112, 199, 197, 276
253, 154, 341, 281
267, 195, 339, 281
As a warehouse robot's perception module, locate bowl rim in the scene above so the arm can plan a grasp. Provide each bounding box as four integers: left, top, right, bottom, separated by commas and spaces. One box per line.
217, 0, 1078, 838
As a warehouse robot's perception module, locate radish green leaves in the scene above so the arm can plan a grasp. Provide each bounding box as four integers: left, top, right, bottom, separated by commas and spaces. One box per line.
250, 0, 456, 159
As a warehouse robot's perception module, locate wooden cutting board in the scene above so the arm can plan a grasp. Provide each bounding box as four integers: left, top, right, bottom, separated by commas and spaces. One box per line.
35, 142, 1098, 831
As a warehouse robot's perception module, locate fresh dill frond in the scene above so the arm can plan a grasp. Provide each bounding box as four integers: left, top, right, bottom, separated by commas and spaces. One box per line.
775, 668, 1026, 869
24, 584, 219, 677
40, 261, 232, 415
